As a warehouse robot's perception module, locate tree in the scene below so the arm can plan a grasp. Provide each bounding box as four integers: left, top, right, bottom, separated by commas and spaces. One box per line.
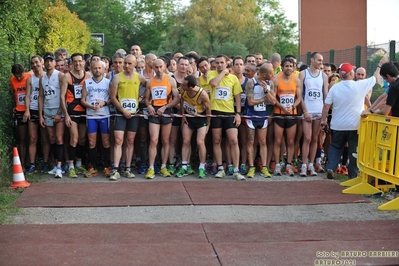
65, 0, 132, 56
161, 0, 297, 57
164, 0, 260, 55
36, 0, 91, 55
0, 0, 47, 54
124, 0, 176, 53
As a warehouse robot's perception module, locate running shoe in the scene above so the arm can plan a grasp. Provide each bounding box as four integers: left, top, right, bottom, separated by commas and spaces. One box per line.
211, 163, 218, 175
124, 168, 135, 178
154, 165, 160, 174
137, 164, 147, 175
315, 163, 325, 173
109, 169, 120, 181
299, 165, 307, 177
285, 164, 295, 176
247, 166, 256, 178
54, 167, 62, 178
175, 168, 188, 178
48, 166, 57, 175
292, 165, 298, 173
240, 164, 248, 175
233, 172, 245, 180
273, 164, 282, 176
26, 165, 36, 175
145, 168, 155, 179
168, 164, 175, 175
76, 165, 87, 175
68, 168, 77, 178
215, 169, 225, 178
260, 167, 272, 178
85, 166, 98, 178
103, 167, 111, 177
340, 165, 348, 175
308, 164, 318, 176
119, 163, 126, 175
160, 166, 171, 177
198, 168, 206, 179
40, 164, 49, 173
226, 165, 234, 175
187, 164, 195, 174
327, 169, 335, 179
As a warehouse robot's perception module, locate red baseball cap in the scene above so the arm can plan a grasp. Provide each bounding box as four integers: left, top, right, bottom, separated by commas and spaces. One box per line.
339, 63, 356, 75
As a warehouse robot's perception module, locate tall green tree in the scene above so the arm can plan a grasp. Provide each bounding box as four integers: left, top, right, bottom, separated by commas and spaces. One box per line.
65, 0, 131, 56
124, 0, 176, 53
37, 0, 91, 55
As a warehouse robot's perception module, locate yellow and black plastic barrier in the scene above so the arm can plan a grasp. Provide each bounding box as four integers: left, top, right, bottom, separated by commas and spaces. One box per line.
341, 114, 399, 210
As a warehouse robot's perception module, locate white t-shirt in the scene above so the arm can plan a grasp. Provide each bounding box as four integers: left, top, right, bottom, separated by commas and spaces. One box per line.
325, 76, 376, 130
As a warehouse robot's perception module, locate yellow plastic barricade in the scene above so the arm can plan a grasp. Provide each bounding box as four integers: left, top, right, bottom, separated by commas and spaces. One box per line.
342, 114, 399, 210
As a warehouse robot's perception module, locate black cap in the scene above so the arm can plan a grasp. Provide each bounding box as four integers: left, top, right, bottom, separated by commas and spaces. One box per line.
43, 52, 55, 61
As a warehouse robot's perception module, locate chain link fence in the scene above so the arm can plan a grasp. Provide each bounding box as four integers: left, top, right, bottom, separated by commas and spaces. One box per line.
299, 41, 398, 77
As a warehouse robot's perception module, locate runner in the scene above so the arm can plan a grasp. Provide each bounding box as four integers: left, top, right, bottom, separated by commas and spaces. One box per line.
144, 59, 180, 179
10, 64, 30, 170
108, 55, 147, 180
38, 52, 65, 178
60, 53, 90, 178
23, 56, 50, 174
272, 58, 301, 176
244, 63, 275, 178
176, 75, 211, 178
208, 55, 245, 180
299, 52, 328, 177
80, 60, 111, 178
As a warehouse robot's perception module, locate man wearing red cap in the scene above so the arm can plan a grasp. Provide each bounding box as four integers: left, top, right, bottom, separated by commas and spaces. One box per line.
320, 57, 387, 179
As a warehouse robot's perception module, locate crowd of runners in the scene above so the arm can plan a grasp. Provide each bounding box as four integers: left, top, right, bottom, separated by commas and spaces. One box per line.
9, 45, 391, 181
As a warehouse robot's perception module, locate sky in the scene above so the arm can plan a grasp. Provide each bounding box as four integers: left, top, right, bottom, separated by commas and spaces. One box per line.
180, 0, 399, 45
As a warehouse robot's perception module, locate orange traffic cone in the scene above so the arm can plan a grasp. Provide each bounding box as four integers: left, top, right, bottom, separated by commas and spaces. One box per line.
10, 147, 30, 189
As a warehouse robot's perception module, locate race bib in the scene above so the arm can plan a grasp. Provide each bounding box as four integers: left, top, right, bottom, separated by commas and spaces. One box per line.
215, 86, 230, 100
254, 102, 266, 112
183, 101, 197, 114
307, 88, 322, 101
121, 98, 137, 113
152, 86, 167, 100
17, 93, 25, 105
74, 84, 82, 99
280, 94, 295, 106
31, 90, 39, 101
44, 85, 56, 100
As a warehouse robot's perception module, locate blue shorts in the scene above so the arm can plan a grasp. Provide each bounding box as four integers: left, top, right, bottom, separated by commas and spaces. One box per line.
87, 118, 110, 134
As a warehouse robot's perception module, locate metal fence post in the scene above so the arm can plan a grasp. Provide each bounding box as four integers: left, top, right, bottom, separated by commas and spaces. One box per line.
307, 52, 311, 65
13, 52, 17, 64
389, 40, 395, 61
329, 49, 335, 64
355, 46, 361, 67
